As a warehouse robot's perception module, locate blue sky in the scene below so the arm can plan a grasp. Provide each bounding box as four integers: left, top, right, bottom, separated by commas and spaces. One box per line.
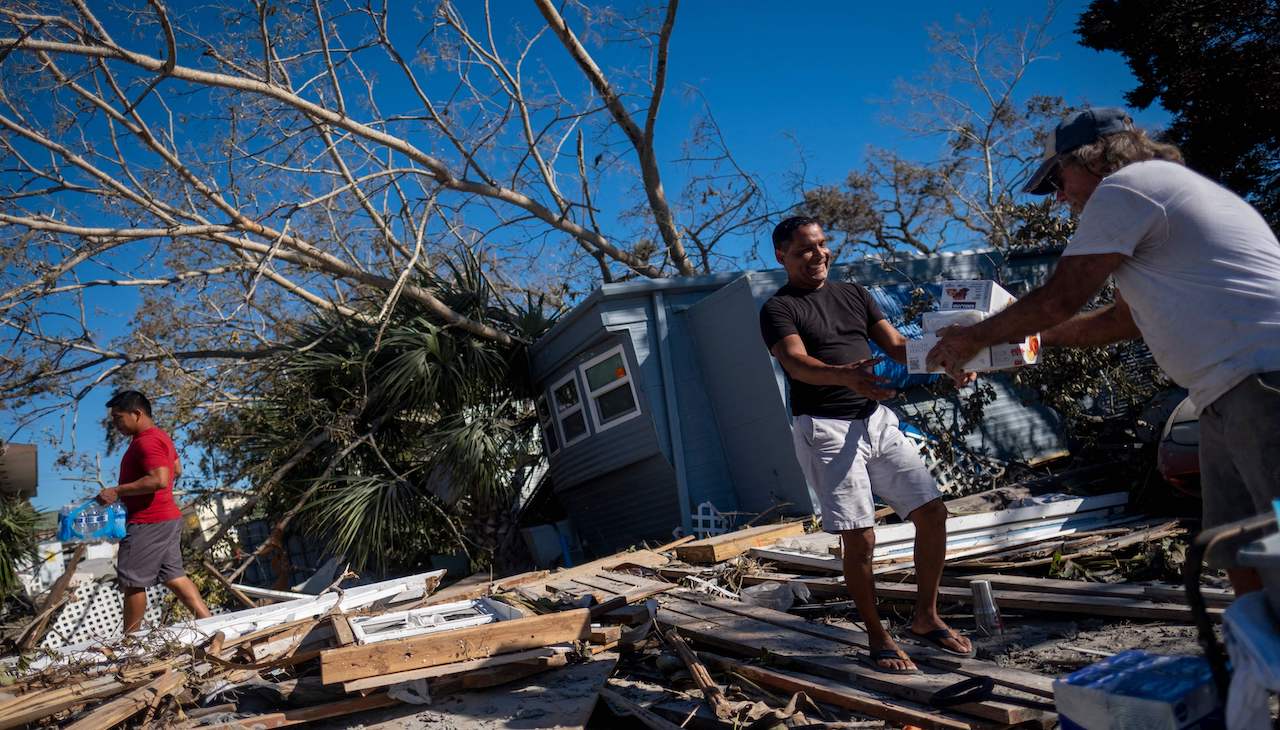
7, 0, 1168, 512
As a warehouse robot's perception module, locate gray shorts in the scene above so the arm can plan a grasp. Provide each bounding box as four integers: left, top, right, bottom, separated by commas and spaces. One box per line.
1200, 371, 1280, 568
117, 518, 187, 588
792, 407, 942, 532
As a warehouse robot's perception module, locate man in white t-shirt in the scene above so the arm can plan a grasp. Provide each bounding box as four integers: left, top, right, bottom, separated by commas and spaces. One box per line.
928, 108, 1280, 595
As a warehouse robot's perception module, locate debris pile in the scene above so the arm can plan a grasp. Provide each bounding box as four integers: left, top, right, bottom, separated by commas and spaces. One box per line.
1, 489, 1222, 728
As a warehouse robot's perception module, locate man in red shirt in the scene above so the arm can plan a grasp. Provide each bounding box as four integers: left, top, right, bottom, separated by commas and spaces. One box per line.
96, 390, 211, 633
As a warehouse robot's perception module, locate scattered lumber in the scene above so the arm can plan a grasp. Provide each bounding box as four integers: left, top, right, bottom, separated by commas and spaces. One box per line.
340, 646, 572, 693
670, 589, 1054, 698
875, 580, 1220, 622
939, 574, 1232, 608
749, 493, 1134, 574
656, 594, 1051, 725
200, 692, 400, 729
63, 669, 185, 730
600, 686, 688, 730
946, 520, 1184, 569
700, 652, 974, 730
675, 521, 806, 564
738, 571, 1220, 622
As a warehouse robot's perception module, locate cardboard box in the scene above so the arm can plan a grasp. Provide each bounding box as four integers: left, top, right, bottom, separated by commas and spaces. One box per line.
989, 334, 1041, 369
939, 280, 1016, 313
906, 333, 992, 374
921, 309, 986, 333
907, 279, 1039, 374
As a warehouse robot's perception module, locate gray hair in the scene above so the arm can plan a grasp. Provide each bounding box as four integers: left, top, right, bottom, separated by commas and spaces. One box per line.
1062, 129, 1185, 178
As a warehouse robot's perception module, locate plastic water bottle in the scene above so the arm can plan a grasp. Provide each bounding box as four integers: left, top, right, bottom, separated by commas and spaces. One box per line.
74, 503, 106, 539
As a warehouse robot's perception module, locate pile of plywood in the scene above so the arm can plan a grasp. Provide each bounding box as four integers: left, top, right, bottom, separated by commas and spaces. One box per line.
1, 493, 1217, 729
0, 550, 672, 728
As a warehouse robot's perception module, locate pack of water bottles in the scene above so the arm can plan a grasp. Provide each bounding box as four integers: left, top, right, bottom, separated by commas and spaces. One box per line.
57, 499, 128, 543
1054, 650, 1222, 730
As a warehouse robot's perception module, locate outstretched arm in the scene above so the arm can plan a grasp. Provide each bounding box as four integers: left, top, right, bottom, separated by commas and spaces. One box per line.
868, 319, 908, 365
1041, 290, 1140, 348
771, 334, 897, 400
927, 253, 1126, 378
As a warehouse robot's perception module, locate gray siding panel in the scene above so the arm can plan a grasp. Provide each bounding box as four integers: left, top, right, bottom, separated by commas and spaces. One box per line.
529, 304, 606, 382
688, 276, 812, 514
897, 376, 1067, 463
544, 332, 665, 491
668, 308, 736, 512
557, 454, 682, 555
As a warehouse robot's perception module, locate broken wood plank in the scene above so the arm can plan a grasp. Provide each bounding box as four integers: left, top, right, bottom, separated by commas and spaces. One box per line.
940, 574, 1228, 608
590, 626, 623, 644
421, 569, 552, 607
319, 608, 593, 684
330, 614, 357, 647
202, 560, 258, 609
946, 521, 1183, 569
675, 522, 807, 564
340, 646, 571, 692
0, 678, 146, 730
872, 581, 1220, 622
600, 686, 687, 730
201, 692, 400, 729
412, 658, 616, 729
63, 669, 185, 730
700, 652, 974, 730
665, 630, 734, 719
430, 651, 584, 694
655, 595, 1049, 725
652, 534, 695, 552
666, 590, 1054, 698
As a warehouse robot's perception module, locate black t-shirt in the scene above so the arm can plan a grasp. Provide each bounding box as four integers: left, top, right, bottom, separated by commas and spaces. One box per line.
759, 281, 886, 420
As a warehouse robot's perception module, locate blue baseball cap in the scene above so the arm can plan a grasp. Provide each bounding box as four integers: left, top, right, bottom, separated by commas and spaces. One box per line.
1023, 107, 1135, 195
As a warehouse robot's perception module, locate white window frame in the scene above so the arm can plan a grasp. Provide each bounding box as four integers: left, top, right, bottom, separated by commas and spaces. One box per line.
535, 393, 560, 456
549, 371, 590, 448
578, 344, 643, 432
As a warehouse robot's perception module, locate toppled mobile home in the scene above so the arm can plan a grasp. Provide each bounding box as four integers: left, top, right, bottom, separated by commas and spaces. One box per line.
527, 248, 1069, 554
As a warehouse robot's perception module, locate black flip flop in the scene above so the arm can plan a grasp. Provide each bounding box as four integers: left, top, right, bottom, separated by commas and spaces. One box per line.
863, 648, 921, 675
930, 676, 1057, 711
908, 628, 976, 658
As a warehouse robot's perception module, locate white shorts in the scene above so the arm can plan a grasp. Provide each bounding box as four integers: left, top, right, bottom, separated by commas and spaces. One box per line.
791, 407, 941, 532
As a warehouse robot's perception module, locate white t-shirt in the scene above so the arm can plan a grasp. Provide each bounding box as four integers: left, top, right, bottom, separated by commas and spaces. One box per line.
1063, 160, 1280, 411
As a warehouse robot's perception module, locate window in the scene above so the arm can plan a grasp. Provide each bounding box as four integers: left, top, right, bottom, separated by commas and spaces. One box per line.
549, 372, 589, 447
535, 394, 559, 455
579, 346, 641, 431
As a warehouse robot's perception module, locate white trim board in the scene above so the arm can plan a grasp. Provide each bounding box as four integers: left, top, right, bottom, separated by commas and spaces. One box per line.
760, 493, 1130, 558
31, 569, 446, 670
872, 492, 1129, 546
749, 511, 1139, 574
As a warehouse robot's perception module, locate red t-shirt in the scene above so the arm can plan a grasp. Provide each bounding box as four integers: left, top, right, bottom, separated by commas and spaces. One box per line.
118, 427, 182, 523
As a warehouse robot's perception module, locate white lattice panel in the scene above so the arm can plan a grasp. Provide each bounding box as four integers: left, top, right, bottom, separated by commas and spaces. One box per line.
41, 579, 169, 650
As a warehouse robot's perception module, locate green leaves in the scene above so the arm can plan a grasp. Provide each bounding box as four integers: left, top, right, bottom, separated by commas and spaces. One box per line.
223, 257, 552, 574
0, 496, 41, 600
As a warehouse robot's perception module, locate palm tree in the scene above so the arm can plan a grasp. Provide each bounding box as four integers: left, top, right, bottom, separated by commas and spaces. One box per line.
208, 253, 554, 575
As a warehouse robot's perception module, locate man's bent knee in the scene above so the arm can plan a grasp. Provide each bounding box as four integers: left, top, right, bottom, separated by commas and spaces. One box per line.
840, 527, 876, 558
908, 498, 948, 527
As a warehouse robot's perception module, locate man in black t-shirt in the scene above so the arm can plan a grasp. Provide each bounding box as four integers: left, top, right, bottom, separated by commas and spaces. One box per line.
760, 216, 973, 672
